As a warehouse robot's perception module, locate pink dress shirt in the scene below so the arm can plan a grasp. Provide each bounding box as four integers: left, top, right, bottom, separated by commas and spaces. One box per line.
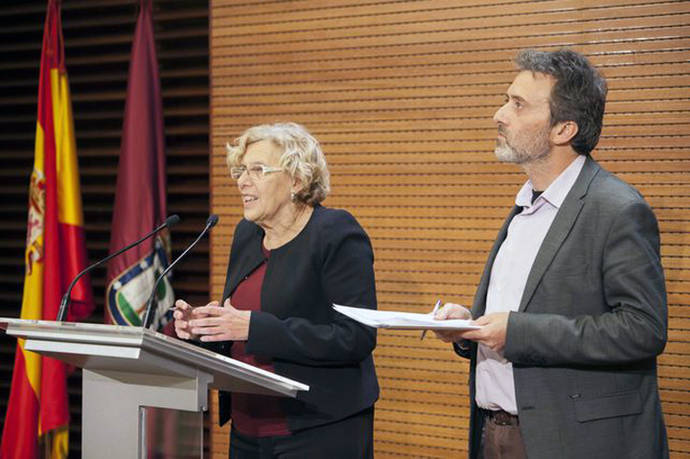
475, 155, 586, 414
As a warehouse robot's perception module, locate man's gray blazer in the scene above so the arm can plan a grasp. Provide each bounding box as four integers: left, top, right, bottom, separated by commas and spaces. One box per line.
456, 157, 669, 459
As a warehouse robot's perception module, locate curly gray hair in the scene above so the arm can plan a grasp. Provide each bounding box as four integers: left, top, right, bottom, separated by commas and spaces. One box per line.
226, 123, 330, 205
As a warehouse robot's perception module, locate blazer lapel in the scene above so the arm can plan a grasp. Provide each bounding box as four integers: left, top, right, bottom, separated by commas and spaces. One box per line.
222, 227, 266, 300
518, 157, 601, 312
472, 204, 523, 315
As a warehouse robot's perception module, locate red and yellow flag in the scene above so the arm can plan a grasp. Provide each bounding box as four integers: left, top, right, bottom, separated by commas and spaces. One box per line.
1, 1, 94, 457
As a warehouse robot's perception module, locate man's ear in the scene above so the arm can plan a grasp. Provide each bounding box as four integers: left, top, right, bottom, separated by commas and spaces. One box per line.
551, 120, 578, 146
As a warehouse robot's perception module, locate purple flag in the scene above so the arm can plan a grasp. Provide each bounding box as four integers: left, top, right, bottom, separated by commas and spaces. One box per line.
106, 0, 173, 328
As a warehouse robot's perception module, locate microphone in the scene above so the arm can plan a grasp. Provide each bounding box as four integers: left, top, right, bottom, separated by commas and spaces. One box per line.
56, 214, 180, 321
142, 214, 219, 330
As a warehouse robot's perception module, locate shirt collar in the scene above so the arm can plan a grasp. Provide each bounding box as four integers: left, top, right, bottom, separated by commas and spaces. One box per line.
515, 155, 587, 209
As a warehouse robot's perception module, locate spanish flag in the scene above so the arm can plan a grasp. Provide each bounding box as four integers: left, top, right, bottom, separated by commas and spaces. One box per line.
0, 1, 94, 457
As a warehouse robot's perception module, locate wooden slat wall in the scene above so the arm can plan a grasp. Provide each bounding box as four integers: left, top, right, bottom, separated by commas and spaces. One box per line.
0, 1, 209, 456
210, 1, 690, 457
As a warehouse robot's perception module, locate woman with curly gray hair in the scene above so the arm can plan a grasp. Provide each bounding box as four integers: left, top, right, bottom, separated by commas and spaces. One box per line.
173, 122, 379, 458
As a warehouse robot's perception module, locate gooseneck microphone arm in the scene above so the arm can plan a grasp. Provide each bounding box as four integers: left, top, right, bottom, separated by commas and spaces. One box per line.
142, 214, 219, 330
56, 214, 181, 322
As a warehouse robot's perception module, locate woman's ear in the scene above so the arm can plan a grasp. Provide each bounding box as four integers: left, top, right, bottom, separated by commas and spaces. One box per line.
291, 176, 304, 195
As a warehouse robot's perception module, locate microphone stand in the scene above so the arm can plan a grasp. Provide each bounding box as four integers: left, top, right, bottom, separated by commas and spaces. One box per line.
142, 214, 218, 330
56, 214, 180, 321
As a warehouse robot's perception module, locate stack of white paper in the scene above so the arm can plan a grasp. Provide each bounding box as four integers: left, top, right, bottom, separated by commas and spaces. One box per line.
333, 304, 480, 330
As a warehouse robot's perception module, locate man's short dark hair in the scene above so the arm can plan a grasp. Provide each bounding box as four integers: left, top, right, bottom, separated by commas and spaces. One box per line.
515, 49, 608, 155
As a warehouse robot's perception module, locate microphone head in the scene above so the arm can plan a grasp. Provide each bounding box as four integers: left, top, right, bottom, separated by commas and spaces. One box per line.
165, 214, 181, 228
207, 214, 219, 228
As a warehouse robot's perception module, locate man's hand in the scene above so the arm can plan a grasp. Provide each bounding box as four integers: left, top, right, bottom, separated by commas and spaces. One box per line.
189, 298, 251, 342
460, 312, 510, 353
433, 303, 472, 343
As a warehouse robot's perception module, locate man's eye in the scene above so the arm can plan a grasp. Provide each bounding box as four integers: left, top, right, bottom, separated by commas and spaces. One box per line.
249, 166, 264, 173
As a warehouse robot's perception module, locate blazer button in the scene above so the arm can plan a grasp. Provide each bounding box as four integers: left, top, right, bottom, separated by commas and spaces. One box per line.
569, 393, 581, 399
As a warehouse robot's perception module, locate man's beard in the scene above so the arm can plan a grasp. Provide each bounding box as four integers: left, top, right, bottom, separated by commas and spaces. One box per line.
494, 127, 551, 164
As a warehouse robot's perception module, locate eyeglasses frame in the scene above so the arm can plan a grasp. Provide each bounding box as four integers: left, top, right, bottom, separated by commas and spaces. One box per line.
230, 164, 283, 181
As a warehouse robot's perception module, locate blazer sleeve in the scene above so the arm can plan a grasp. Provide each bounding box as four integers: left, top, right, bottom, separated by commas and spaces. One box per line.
504, 200, 668, 366
246, 210, 377, 366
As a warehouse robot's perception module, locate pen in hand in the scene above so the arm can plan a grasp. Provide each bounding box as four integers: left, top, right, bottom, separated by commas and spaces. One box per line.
420, 299, 442, 340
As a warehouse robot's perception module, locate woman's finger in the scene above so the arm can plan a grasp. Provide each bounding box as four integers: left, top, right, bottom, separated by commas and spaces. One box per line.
175, 299, 191, 309
200, 332, 233, 342
190, 317, 223, 328
193, 305, 225, 316
193, 325, 226, 336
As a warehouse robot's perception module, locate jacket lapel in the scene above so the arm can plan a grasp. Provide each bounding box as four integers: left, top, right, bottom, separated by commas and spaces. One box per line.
517, 157, 601, 312
472, 204, 523, 316
222, 227, 266, 301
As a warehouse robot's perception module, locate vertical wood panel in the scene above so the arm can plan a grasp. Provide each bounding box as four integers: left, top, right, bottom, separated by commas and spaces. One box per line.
210, 1, 689, 457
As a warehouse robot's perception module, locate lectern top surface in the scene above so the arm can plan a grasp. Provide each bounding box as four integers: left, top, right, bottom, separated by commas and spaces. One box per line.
0, 317, 310, 396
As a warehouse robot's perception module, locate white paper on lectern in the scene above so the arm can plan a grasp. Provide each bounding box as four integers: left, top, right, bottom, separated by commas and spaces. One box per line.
333, 304, 480, 330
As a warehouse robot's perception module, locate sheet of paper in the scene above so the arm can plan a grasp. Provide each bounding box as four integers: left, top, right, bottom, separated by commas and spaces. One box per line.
333, 304, 480, 330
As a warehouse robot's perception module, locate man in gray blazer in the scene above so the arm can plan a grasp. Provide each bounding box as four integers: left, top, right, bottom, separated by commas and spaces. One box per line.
435, 49, 668, 459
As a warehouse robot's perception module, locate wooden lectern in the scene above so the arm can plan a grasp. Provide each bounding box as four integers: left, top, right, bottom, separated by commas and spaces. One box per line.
0, 318, 309, 458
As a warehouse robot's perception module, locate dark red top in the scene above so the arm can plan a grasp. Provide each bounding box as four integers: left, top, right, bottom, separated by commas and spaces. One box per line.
230, 247, 290, 437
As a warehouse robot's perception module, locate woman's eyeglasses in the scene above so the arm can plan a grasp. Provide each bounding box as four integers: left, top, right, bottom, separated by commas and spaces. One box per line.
230, 164, 283, 181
